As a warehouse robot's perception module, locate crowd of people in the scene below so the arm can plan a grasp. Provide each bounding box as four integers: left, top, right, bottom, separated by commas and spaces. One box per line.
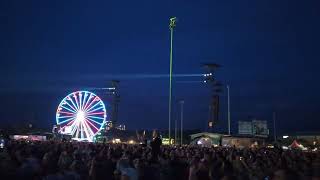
0, 137, 319, 180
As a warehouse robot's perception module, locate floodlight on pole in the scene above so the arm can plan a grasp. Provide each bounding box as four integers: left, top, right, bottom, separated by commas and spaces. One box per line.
168, 17, 177, 144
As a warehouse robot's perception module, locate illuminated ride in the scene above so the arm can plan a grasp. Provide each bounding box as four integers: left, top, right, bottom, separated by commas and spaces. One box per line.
56, 91, 107, 142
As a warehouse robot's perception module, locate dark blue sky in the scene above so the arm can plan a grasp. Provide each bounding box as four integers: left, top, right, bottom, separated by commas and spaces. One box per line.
1, 0, 320, 134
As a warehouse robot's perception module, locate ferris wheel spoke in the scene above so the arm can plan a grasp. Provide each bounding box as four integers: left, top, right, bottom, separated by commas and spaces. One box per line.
70, 123, 78, 136
75, 124, 80, 139
86, 106, 104, 114
81, 92, 88, 111
73, 93, 80, 111
86, 117, 103, 126
63, 101, 78, 113
78, 93, 82, 109
57, 116, 75, 125
83, 94, 94, 110
80, 92, 86, 111
83, 98, 95, 112
79, 93, 83, 111
84, 98, 98, 112
87, 115, 104, 120
87, 111, 105, 116
66, 119, 75, 126
60, 120, 75, 134
83, 120, 94, 138
71, 121, 78, 136
81, 122, 87, 139
57, 115, 75, 119
61, 105, 76, 114
70, 121, 76, 135
82, 123, 88, 139
59, 111, 74, 115
82, 121, 91, 138
86, 101, 103, 112
68, 96, 80, 111
86, 121, 95, 137
85, 118, 100, 131
74, 128, 78, 139
60, 119, 75, 132
80, 122, 84, 139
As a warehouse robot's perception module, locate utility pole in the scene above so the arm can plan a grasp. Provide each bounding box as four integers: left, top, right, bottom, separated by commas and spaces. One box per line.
227, 85, 231, 135
273, 112, 276, 142
180, 100, 184, 145
168, 17, 177, 144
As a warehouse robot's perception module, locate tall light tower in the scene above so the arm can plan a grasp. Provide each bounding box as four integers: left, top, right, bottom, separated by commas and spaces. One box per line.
168, 17, 177, 144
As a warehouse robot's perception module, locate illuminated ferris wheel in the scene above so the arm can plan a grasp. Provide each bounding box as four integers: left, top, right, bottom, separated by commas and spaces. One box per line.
56, 91, 107, 142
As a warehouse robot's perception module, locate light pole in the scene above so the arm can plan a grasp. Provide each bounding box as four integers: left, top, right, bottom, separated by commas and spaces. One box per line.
180, 100, 184, 145
273, 112, 276, 142
227, 85, 231, 135
168, 17, 177, 144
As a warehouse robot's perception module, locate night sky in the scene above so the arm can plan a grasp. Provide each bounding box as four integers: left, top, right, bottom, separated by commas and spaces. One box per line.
1, 0, 320, 134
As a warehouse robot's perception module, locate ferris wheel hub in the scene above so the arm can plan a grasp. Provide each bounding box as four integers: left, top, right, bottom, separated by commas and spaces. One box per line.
76, 111, 85, 123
